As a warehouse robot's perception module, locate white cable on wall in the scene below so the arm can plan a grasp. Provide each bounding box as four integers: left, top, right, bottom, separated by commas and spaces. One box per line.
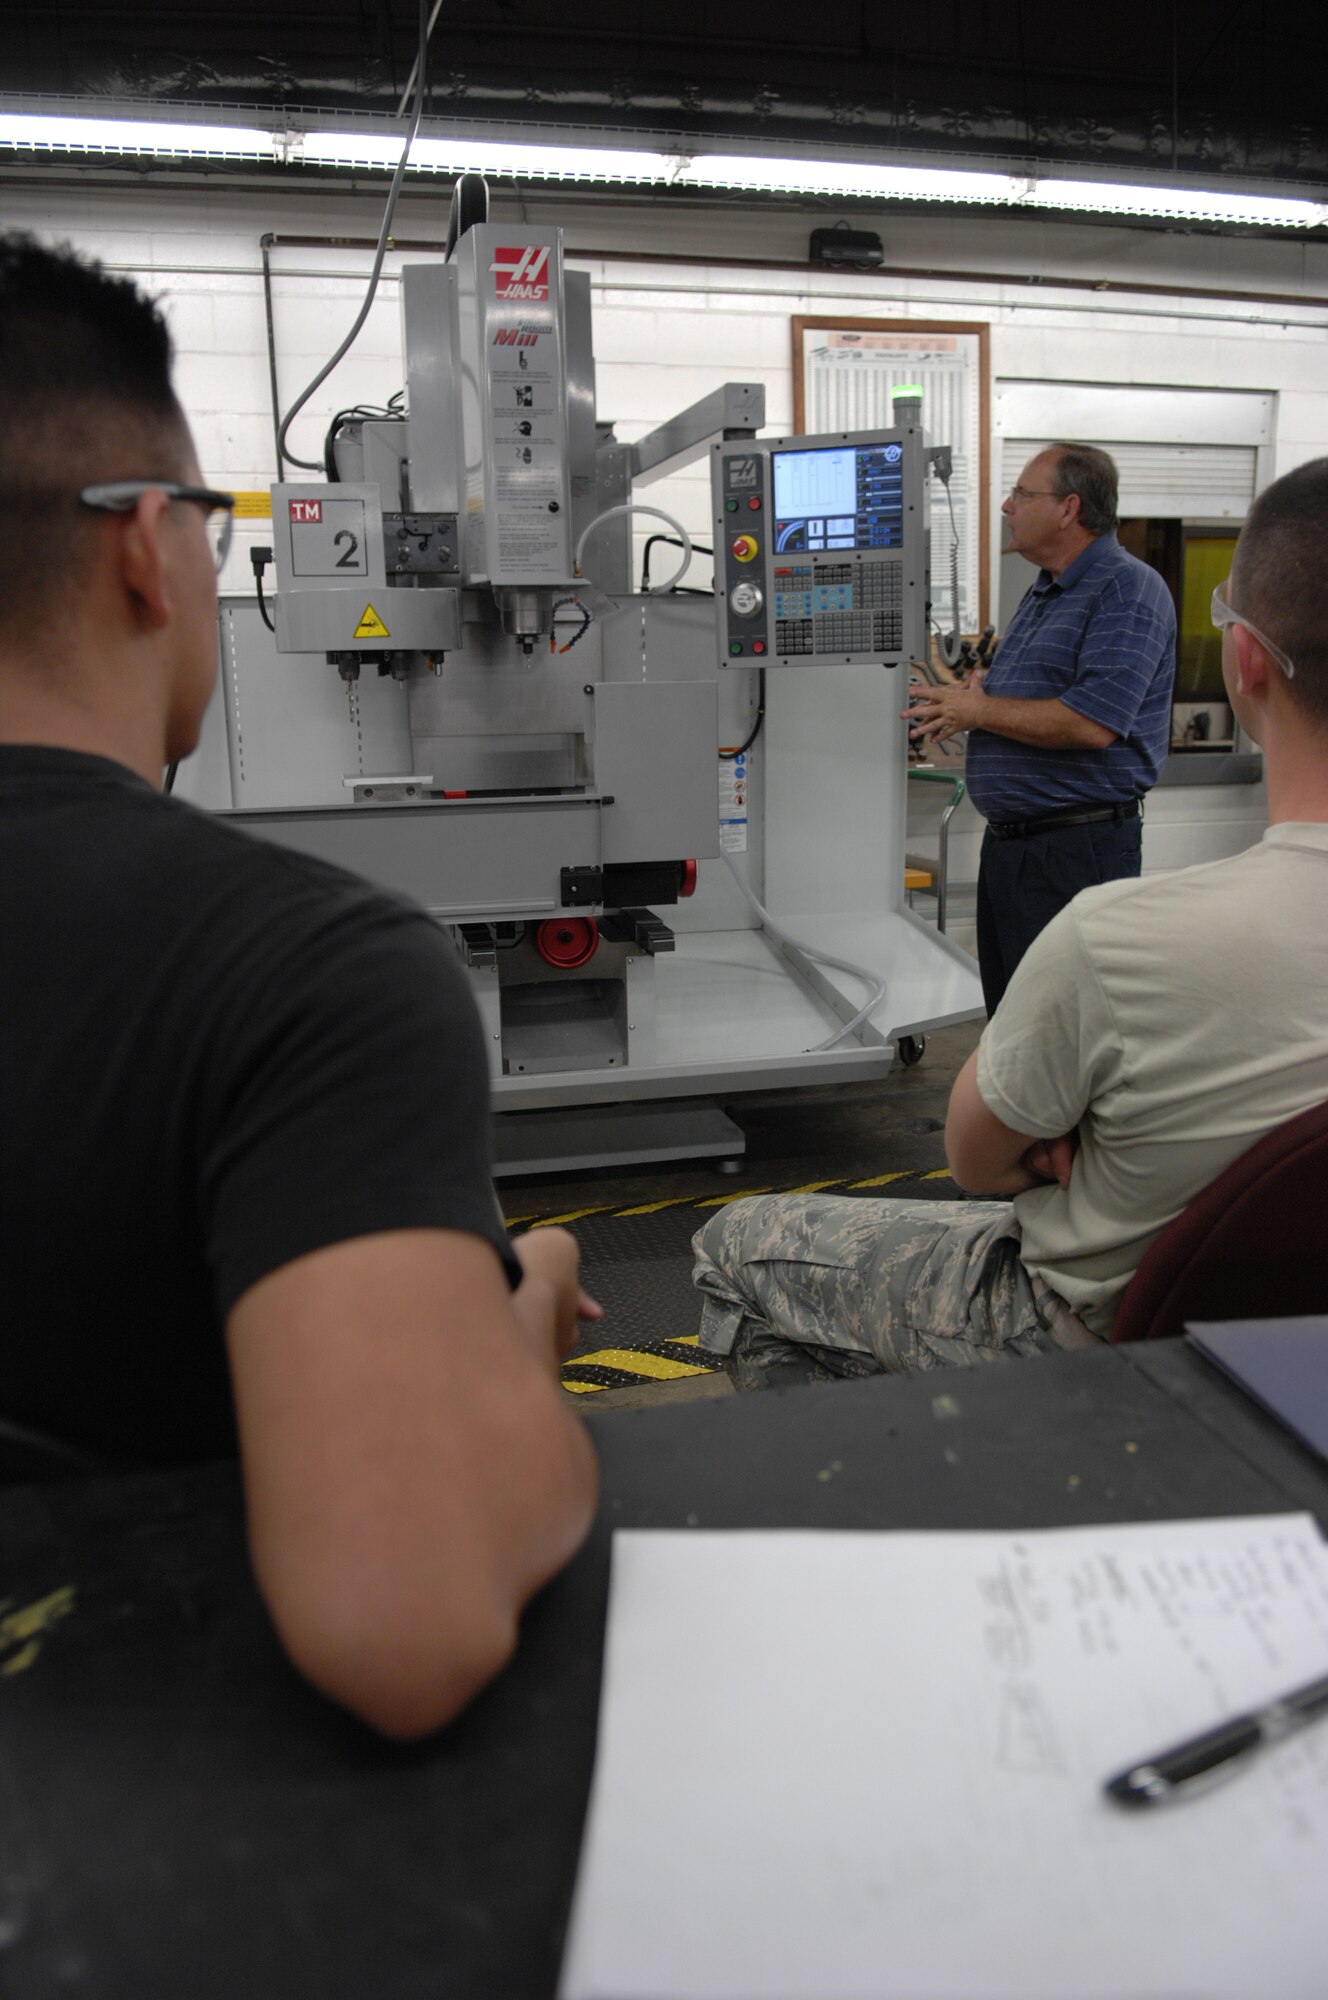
574, 504, 692, 593
720, 850, 888, 1054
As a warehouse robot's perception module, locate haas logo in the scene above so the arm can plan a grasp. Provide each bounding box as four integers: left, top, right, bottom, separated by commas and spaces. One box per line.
491, 245, 551, 300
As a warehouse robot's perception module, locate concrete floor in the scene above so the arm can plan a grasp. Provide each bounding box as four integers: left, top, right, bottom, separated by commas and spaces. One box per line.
501, 1017, 984, 1411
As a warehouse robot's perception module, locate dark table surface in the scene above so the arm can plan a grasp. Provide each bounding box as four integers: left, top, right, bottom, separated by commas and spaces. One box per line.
3, 1339, 1327, 2000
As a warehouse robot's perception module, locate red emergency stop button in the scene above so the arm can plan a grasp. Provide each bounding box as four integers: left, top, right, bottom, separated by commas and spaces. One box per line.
731, 534, 759, 562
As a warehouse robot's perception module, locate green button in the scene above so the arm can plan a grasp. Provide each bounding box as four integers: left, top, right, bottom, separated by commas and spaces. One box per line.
725, 498, 739, 512
729, 640, 744, 655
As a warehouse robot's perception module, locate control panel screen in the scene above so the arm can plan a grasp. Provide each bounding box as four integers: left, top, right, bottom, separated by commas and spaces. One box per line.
771, 443, 904, 554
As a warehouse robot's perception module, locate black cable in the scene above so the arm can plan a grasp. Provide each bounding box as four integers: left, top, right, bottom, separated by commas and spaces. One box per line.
323, 401, 406, 482
251, 545, 275, 633
641, 533, 712, 591
719, 669, 766, 760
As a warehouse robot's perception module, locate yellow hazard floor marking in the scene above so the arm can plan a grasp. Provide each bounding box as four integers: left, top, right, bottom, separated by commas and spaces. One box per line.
527, 1205, 615, 1228
562, 1336, 720, 1394
502, 1203, 616, 1228
509, 1168, 951, 1230
619, 1179, 842, 1218
568, 1347, 709, 1381
614, 1193, 706, 1216
0, 1585, 76, 1677
693, 1185, 777, 1210
353, 603, 391, 640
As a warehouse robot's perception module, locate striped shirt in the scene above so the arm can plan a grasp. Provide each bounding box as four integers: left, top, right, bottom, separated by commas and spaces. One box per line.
965, 533, 1176, 821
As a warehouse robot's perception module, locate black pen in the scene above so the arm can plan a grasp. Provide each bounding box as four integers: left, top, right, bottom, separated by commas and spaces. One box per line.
1104, 1670, 1328, 1807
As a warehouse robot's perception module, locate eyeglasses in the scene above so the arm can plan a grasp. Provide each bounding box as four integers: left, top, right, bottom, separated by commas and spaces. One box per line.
1210, 578, 1295, 680
1006, 484, 1060, 504
80, 481, 236, 574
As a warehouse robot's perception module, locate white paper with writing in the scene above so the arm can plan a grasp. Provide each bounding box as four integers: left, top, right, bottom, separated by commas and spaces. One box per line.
560, 1516, 1328, 1999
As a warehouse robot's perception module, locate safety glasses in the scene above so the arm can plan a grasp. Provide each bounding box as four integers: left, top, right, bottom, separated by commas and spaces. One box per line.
80, 480, 237, 574
1210, 578, 1295, 680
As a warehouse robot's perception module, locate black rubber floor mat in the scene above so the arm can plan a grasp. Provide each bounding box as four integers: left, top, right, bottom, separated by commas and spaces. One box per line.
501, 1167, 962, 1386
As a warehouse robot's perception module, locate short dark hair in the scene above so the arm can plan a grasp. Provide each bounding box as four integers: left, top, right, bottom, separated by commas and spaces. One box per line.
0, 233, 191, 640
1049, 442, 1119, 534
1231, 457, 1328, 728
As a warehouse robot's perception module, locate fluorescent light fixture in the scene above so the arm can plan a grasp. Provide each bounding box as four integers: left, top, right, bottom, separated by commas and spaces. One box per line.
674, 155, 1012, 203
1023, 176, 1328, 228
300, 131, 673, 182
675, 154, 1328, 225
2, 106, 1325, 229
0, 111, 276, 161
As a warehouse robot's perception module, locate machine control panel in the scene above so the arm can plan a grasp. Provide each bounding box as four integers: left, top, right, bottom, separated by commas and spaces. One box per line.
714, 451, 771, 658
712, 426, 926, 668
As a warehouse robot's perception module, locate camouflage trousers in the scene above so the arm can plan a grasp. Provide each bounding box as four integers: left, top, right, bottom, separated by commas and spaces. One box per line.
692, 1194, 1099, 1390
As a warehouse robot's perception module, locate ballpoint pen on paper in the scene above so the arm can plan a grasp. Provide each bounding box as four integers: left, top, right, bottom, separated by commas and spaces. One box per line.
1104, 1670, 1328, 1807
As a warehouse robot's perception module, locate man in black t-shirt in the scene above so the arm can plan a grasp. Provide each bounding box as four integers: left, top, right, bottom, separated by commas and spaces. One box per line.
0, 232, 599, 1741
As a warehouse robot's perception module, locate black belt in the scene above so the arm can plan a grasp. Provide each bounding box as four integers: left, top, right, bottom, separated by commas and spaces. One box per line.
986, 799, 1141, 842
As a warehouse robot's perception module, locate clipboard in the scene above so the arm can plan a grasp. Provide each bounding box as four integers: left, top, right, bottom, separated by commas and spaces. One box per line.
1188, 1315, 1328, 1461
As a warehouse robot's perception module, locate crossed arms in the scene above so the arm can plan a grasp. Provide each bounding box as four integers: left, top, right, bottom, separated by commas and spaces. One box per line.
945, 1047, 1078, 1196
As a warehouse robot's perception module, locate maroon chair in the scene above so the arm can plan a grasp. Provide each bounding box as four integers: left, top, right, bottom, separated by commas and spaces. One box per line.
1110, 1098, 1328, 1344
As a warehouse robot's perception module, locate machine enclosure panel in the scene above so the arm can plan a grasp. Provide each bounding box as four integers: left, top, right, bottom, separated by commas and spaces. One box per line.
228, 798, 606, 922
594, 680, 720, 864
271, 481, 460, 652
272, 483, 385, 589
401, 264, 464, 514
275, 587, 461, 654
452, 225, 574, 586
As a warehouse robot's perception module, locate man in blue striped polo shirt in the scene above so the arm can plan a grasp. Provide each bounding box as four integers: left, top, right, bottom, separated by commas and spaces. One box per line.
904, 443, 1176, 1013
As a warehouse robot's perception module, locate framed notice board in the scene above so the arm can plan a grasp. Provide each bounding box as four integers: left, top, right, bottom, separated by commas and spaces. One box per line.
793, 317, 990, 633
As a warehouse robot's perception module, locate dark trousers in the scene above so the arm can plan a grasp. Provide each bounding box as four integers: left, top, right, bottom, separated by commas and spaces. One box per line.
976, 815, 1142, 1015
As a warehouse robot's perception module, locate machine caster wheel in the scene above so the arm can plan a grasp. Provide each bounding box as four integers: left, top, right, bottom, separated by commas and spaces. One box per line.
896, 1035, 927, 1068
715, 1156, 745, 1177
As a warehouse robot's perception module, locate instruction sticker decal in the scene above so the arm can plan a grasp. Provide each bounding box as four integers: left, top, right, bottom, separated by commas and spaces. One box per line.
719, 754, 748, 853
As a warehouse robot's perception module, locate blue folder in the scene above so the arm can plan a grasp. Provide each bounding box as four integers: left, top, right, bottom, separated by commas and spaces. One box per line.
1187, 1316, 1328, 1462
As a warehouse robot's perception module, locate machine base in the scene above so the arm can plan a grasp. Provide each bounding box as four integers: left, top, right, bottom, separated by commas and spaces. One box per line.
492, 1101, 745, 1179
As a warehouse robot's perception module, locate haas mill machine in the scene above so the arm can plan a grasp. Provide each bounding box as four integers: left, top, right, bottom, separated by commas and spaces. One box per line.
219, 209, 982, 1173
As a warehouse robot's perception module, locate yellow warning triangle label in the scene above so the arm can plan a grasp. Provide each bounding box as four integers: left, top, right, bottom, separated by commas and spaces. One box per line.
353, 603, 390, 639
